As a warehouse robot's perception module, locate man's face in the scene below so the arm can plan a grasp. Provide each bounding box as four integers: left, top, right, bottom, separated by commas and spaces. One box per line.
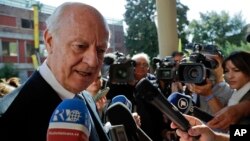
44, 8, 109, 93
134, 57, 149, 80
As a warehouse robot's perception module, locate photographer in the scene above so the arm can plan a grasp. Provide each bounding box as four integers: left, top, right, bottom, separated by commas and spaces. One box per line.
187, 50, 233, 115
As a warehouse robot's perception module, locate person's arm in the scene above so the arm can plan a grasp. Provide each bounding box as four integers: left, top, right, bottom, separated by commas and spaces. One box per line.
208, 100, 250, 130
171, 114, 229, 141
191, 79, 224, 114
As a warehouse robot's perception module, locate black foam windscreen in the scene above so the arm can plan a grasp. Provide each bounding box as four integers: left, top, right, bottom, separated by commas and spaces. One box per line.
106, 103, 152, 141
106, 103, 138, 141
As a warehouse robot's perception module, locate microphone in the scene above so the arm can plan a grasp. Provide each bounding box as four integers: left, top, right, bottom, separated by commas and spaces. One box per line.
135, 78, 191, 132
106, 95, 152, 141
93, 87, 110, 102
47, 98, 91, 141
167, 92, 214, 123
110, 95, 132, 112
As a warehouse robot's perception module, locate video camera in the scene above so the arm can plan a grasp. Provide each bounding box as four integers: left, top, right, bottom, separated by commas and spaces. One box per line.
154, 44, 219, 85
184, 44, 219, 85
108, 52, 136, 84
153, 56, 177, 82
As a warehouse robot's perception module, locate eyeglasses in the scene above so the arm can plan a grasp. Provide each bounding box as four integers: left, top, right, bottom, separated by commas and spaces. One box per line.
136, 63, 149, 68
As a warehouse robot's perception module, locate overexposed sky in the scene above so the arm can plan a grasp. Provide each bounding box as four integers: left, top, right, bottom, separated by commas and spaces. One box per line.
39, 0, 250, 23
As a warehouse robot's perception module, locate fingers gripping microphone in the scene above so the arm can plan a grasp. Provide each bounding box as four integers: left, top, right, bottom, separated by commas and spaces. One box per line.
47, 98, 91, 141
106, 95, 152, 141
135, 78, 191, 132
167, 92, 214, 123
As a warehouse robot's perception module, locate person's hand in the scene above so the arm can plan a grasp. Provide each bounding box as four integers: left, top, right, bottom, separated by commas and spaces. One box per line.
132, 112, 141, 127
188, 79, 213, 96
95, 96, 107, 111
207, 103, 245, 131
171, 81, 183, 93
171, 115, 217, 141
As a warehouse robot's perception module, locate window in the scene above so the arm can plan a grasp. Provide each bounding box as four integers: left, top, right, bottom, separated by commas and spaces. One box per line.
26, 42, 35, 57
21, 19, 33, 29
2, 41, 18, 56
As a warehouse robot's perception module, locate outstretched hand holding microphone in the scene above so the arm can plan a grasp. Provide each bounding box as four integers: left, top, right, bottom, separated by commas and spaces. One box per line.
170, 114, 229, 141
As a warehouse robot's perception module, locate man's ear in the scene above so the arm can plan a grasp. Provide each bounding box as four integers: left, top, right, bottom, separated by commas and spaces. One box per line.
43, 29, 53, 54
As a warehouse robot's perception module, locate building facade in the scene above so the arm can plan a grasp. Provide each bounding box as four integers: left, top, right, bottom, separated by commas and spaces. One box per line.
0, 0, 125, 82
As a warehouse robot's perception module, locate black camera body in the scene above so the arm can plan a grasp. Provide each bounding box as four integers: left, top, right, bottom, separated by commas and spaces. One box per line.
107, 52, 135, 84
154, 44, 219, 85
109, 60, 135, 84
153, 56, 177, 81
177, 62, 207, 84
181, 44, 219, 85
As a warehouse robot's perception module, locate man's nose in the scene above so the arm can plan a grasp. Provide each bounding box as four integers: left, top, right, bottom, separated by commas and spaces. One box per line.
82, 47, 99, 68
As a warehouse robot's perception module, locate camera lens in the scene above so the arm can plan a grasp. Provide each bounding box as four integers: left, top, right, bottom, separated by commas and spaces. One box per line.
184, 65, 204, 83
178, 63, 206, 84
115, 68, 128, 79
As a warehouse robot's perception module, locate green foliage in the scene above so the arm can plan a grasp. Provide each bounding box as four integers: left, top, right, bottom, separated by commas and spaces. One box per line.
187, 11, 247, 48
0, 63, 18, 79
124, 0, 158, 58
124, 0, 189, 59
220, 41, 250, 57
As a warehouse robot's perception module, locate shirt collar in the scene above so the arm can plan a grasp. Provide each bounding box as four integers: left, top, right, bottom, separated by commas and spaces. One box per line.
38, 60, 75, 100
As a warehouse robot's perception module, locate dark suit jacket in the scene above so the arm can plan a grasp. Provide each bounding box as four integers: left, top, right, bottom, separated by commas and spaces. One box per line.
0, 71, 63, 141
79, 92, 110, 141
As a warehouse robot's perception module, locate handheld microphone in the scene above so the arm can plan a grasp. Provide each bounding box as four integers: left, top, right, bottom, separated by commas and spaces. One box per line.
110, 95, 132, 112
135, 78, 191, 132
93, 87, 110, 102
47, 98, 91, 141
106, 95, 152, 141
167, 92, 214, 123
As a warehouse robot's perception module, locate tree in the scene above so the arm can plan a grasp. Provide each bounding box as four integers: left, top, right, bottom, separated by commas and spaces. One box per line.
0, 63, 18, 79
124, 0, 158, 58
187, 11, 247, 48
124, 0, 189, 59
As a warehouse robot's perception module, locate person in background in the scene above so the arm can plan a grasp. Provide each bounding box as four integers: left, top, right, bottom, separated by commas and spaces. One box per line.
187, 51, 233, 116
0, 2, 110, 141
131, 52, 156, 84
207, 51, 250, 131
0, 82, 16, 97
171, 51, 184, 65
170, 51, 185, 94
171, 114, 229, 141
86, 71, 108, 119
131, 52, 169, 141
6, 77, 21, 88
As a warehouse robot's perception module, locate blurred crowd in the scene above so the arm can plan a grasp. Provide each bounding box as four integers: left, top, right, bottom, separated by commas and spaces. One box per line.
0, 77, 20, 97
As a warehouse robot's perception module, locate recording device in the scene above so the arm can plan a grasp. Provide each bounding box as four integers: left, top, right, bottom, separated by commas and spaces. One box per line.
93, 87, 110, 102
47, 98, 91, 141
153, 44, 218, 85
153, 56, 207, 84
110, 95, 132, 112
109, 125, 129, 141
106, 96, 152, 141
167, 92, 214, 123
153, 56, 177, 81
187, 44, 218, 85
135, 78, 191, 132
108, 52, 136, 84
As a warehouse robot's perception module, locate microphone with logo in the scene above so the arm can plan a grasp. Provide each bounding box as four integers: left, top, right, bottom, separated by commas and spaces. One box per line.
106, 95, 152, 141
47, 98, 91, 141
167, 92, 214, 123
